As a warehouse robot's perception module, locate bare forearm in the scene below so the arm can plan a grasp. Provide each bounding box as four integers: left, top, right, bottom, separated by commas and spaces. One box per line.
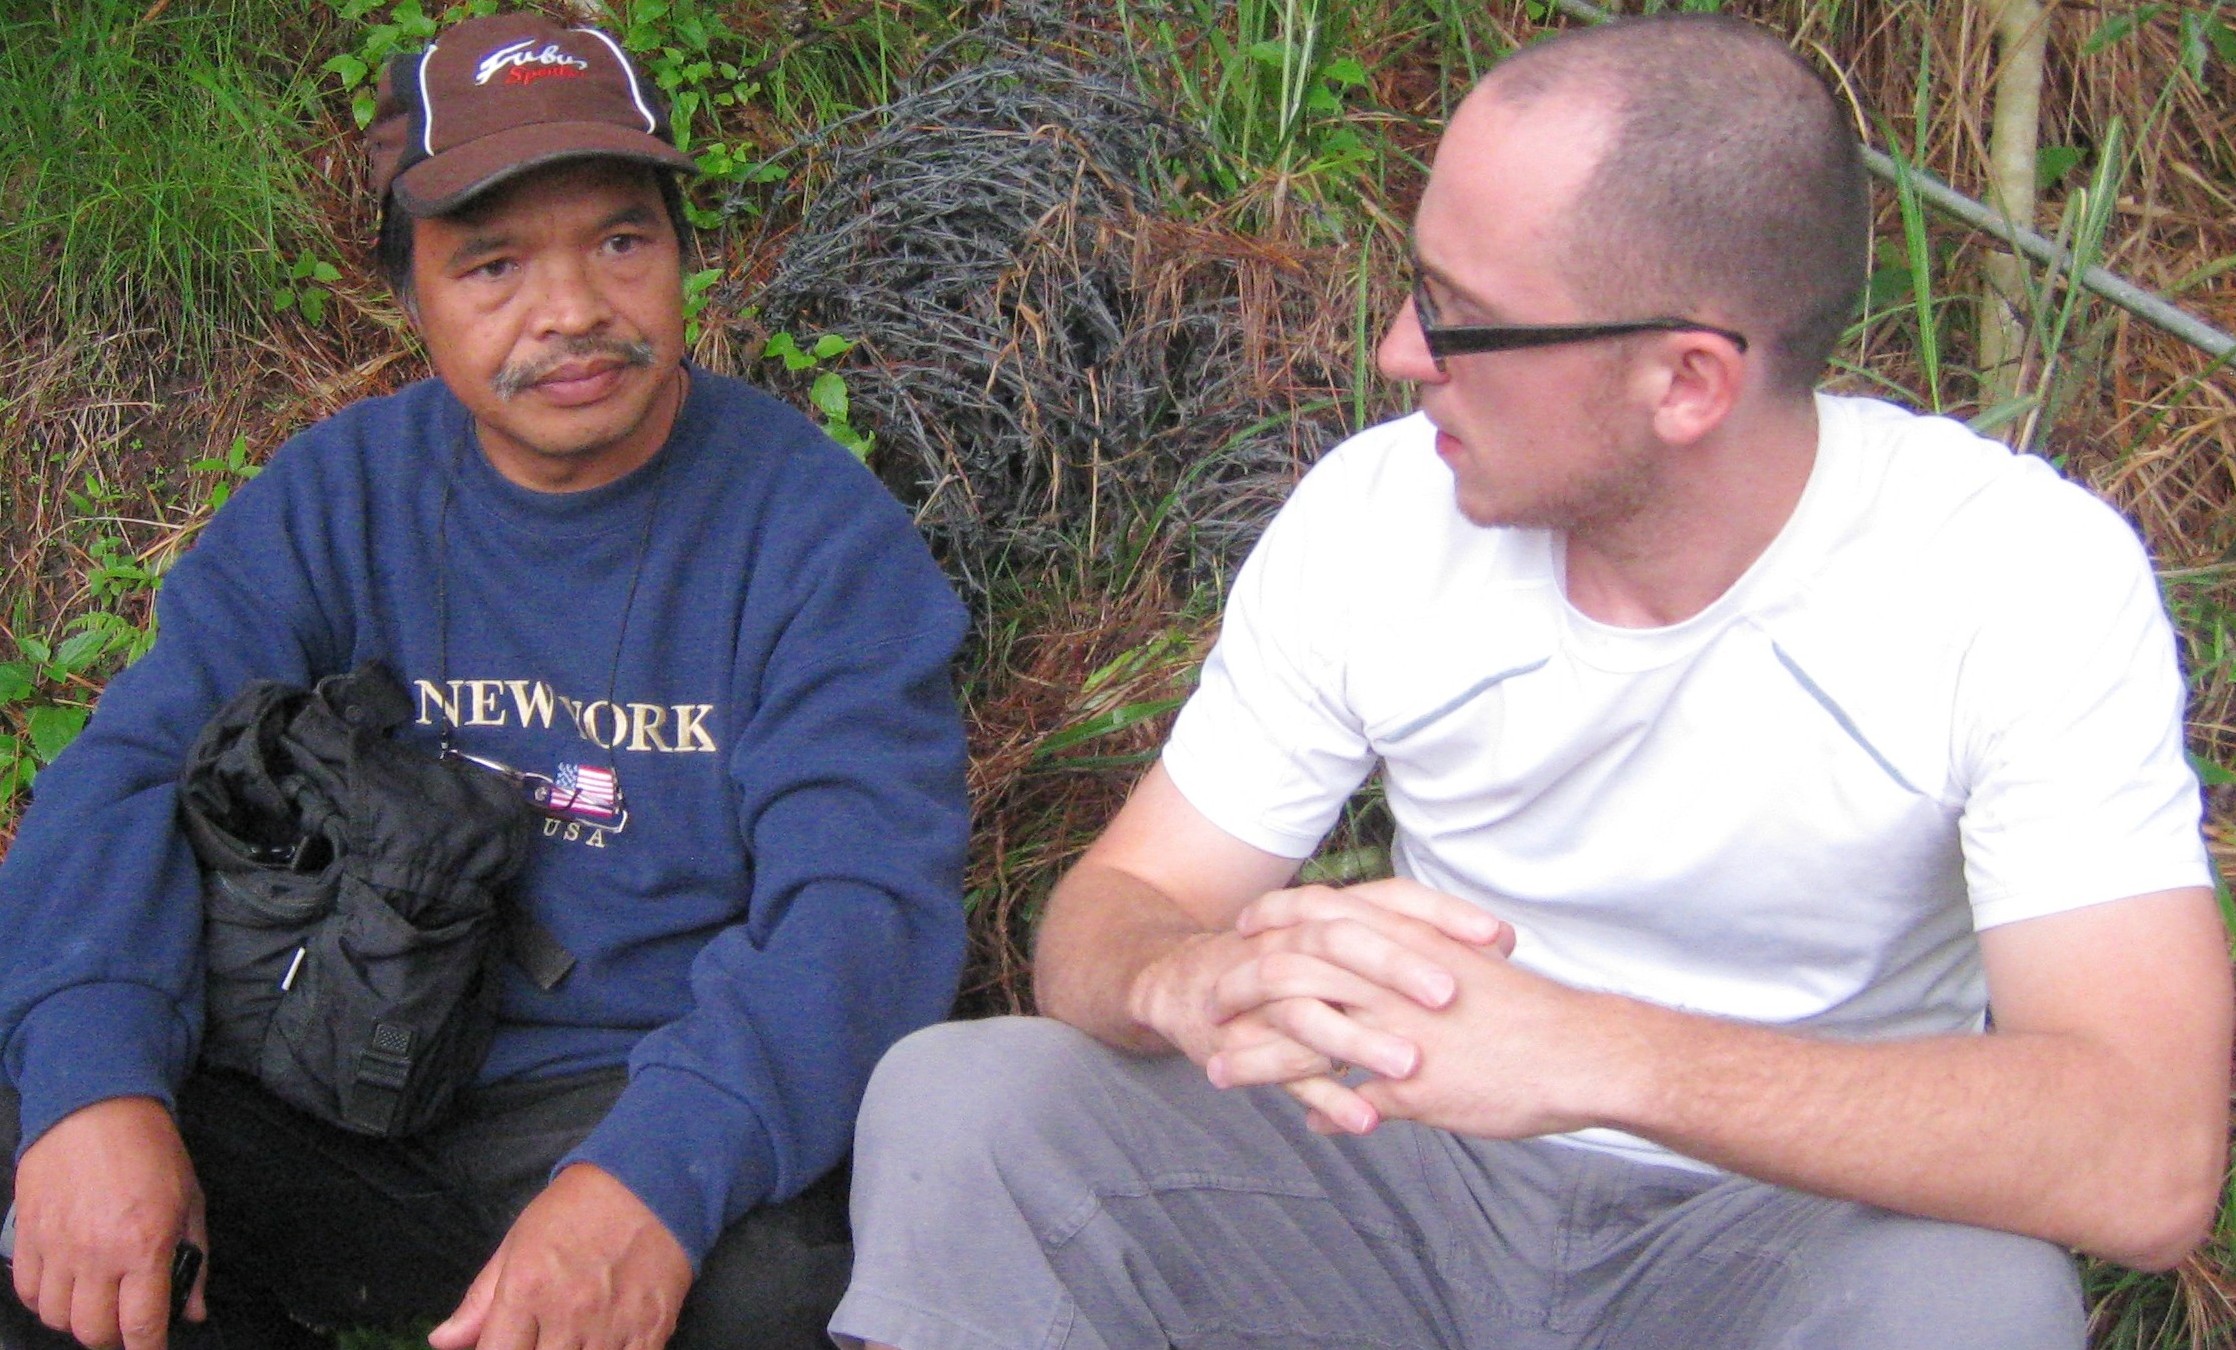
1349, 890, 2232, 1270
1032, 860, 1216, 1054
1600, 999, 2227, 1268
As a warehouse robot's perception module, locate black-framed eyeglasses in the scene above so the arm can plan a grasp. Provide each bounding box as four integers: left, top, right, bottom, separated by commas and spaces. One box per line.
1412, 274, 1747, 368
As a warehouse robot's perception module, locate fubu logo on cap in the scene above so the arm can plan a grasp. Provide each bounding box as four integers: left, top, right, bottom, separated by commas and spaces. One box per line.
473, 39, 592, 87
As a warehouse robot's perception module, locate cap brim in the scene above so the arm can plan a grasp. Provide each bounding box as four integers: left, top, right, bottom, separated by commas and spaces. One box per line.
391, 121, 699, 216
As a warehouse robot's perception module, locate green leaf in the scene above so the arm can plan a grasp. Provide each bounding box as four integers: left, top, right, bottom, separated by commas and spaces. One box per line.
395, 0, 437, 38
1297, 845, 1391, 885
2082, 4, 2163, 55
2180, 11, 2214, 76
299, 289, 330, 326
2035, 145, 2083, 191
323, 53, 370, 87
809, 371, 849, 421
2190, 751, 2236, 787
53, 628, 111, 673
1323, 57, 1367, 87
1966, 394, 2039, 437
1246, 39, 1288, 68
1862, 263, 1912, 309
810, 334, 855, 360
26, 705, 87, 763
20, 636, 51, 665
2210, 18, 2236, 65
1033, 696, 1187, 756
0, 662, 33, 703
762, 332, 810, 370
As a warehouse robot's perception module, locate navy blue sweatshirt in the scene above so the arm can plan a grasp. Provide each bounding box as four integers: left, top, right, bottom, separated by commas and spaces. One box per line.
0, 370, 970, 1265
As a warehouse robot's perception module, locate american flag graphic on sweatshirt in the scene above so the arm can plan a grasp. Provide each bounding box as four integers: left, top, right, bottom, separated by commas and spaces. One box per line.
548, 763, 621, 820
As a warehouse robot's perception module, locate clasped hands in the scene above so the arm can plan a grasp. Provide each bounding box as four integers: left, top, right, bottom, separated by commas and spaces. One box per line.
1137, 878, 1612, 1141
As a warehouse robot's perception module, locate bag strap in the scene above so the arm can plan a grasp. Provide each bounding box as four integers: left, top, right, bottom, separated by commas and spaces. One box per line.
505, 908, 576, 991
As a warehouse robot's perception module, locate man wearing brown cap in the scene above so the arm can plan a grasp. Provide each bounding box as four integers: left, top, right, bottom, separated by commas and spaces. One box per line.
0, 12, 968, 1350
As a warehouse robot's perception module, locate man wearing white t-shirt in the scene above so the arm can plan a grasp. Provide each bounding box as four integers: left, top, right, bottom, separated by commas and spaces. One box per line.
830, 15, 2232, 1350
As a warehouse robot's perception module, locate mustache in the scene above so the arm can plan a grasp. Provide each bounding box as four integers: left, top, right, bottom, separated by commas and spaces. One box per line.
490, 336, 657, 399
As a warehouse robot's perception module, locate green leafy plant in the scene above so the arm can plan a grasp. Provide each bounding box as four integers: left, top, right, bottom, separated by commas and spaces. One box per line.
189, 435, 265, 513
681, 266, 724, 345
0, 613, 144, 815
763, 332, 874, 460
0, 436, 255, 809
619, 0, 745, 155
326, 0, 499, 129
616, 0, 785, 229
272, 252, 343, 327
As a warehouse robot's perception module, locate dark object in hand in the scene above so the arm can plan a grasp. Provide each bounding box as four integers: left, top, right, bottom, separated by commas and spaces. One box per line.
0, 1208, 201, 1327
170, 1240, 203, 1323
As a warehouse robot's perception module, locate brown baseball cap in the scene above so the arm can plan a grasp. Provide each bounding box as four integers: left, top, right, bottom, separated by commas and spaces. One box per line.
367, 12, 698, 216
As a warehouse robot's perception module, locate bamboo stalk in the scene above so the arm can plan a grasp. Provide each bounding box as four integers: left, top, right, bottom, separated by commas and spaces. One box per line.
1978, 0, 2047, 409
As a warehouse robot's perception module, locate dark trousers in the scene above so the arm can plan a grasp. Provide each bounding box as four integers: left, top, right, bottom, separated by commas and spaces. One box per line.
1, 1071, 849, 1350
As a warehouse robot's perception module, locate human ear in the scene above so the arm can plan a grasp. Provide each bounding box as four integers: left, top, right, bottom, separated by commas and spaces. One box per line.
1647, 333, 1745, 446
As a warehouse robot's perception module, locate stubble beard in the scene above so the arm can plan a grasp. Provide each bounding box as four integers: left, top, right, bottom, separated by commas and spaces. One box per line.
1454, 396, 1661, 539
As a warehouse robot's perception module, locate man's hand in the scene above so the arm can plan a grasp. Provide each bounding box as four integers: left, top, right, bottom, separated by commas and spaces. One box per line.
1261, 903, 1621, 1140
1249, 883, 2233, 1271
429, 1163, 691, 1350
1130, 877, 1514, 1133
10, 1096, 207, 1350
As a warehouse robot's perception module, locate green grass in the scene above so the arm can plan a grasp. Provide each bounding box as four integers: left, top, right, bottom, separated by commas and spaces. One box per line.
1114, 0, 1382, 233
0, 0, 326, 365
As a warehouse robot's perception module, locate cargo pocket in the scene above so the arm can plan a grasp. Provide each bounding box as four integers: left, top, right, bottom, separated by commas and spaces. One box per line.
261, 873, 501, 1138
200, 867, 337, 1077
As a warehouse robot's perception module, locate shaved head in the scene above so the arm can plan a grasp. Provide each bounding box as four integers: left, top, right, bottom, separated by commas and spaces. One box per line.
1474, 15, 1869, 394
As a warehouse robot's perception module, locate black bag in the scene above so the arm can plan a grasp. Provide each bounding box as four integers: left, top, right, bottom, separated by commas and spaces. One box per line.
177, 662, 569, 1138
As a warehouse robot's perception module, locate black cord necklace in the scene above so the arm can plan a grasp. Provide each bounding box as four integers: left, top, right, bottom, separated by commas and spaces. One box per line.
432, 367, 685, 833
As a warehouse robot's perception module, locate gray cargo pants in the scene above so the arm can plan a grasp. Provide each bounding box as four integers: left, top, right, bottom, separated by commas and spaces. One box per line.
833, 1017, 2084, 1350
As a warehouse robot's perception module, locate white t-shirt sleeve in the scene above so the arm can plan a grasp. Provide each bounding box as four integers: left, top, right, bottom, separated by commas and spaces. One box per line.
1953, 481, 2211, 928
1162, 451, 1380, 859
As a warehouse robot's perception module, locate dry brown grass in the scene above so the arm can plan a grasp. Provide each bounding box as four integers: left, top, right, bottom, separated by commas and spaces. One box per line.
956, 553, 1211, 1013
